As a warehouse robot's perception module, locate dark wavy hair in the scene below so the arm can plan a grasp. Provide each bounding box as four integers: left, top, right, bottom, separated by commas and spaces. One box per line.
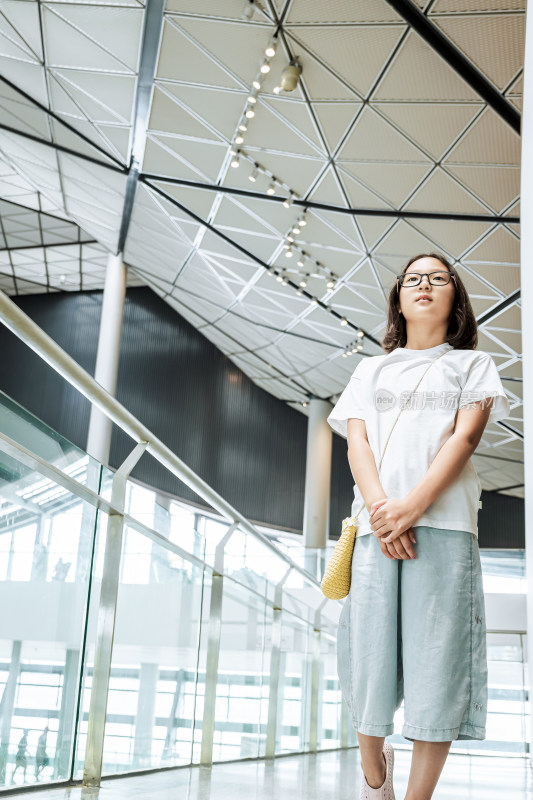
381, 252, 478, 354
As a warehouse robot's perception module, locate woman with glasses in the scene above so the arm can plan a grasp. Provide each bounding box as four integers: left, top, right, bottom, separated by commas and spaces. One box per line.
328, 252, 511, 800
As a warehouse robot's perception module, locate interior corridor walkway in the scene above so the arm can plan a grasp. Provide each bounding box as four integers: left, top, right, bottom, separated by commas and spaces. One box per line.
8, 748, 533, 800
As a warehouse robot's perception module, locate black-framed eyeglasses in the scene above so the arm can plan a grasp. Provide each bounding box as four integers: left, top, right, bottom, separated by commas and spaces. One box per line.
396, 270, 456, 290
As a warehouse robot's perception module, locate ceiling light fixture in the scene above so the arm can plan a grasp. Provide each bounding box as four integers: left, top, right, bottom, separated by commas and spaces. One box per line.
340, 318, 348, 326
242, 0, 255, 20
281, 61, 302, 92
249, 167, 258, 182
266, 182, 276, 195
238, 121, 248, 132
245, 108, 255, 119
247, 94, 257, 104
230, 152, 240, 168
265, 38, 277, 58
252, 79, 261, 90
285, 248, 293, 258
235, 134, 244, 144
282, 192, 294, 208
260, 61, 271, 74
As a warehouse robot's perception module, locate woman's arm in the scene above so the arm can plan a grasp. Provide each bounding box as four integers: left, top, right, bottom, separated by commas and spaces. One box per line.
370, 398, 494, 542
346, 417, 387, 513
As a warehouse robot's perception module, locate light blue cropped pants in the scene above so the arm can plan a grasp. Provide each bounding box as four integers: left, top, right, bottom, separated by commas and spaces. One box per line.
337, 525, 488, 742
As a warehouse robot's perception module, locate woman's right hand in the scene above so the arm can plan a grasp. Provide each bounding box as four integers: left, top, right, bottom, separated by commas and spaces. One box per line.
370, 498, 417, 560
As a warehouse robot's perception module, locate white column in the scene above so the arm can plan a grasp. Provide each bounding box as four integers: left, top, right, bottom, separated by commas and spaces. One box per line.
86, 253, 127, 466
303, 399, 333, 549
522, 0, 533, 760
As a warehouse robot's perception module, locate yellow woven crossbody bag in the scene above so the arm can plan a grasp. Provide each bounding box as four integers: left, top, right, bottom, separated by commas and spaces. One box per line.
321, 349, 449, 600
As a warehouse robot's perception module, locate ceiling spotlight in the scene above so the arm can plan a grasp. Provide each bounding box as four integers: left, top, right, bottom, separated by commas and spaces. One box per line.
273, 86, 282, 94
238, 122, 248, 132
282, 193, 294, 209
265, 39, 277, 58
292, 225, 300, 234
285, 248, 293, 258
59, 274, 66, 284
357, 343, 363, 350
281, 61, 302, 92
296, 289, 303, 296
281, 277, 288, 284
252, 79, 261, 90
266, 182, 276, 195
230, 152, 240, 168
326, 280, 335, 290
245, 108, 255, 119
287, 235, 294, 243
249, 167, 258, 182
276, 274, 283, 282
310, 298, 318, 306
299, 217, 307, 226
340, 317, 348, 326
299, 279, 307, 288
357, 330, 364, 338
247, 94, 257, 103
297, 258, 304, 267
302, 401, 308, 407
235, 134, 244, 144
260, 61, 271, 74
242, 0, 255, 20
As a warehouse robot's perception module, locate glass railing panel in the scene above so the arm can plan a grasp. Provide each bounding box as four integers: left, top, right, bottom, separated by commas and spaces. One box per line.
275, 610, 313, 755
0, 451, 99, 791
192, 577, 272, 763
0, 392, 101, 494
74, 520, 206, 777
317, 632, 342, 750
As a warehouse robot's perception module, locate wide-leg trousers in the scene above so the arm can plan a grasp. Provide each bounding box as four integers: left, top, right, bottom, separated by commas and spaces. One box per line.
336, 525, 488, 742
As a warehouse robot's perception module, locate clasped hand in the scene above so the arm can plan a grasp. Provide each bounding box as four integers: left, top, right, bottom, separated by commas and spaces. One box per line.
369, 498, 420, 560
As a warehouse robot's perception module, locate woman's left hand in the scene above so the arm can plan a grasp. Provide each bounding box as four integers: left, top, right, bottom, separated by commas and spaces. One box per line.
369, 497, 421, 542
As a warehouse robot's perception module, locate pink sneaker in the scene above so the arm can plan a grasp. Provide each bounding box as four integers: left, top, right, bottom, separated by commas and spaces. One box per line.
359, 741, 395, 800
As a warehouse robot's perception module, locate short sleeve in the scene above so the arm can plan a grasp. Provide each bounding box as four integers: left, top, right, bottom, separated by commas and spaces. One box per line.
327, 359, 368, 438
458, 352, 511, 423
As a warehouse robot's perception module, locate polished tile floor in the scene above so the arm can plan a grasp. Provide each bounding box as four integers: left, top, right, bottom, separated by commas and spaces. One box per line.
8, 747, 533, 800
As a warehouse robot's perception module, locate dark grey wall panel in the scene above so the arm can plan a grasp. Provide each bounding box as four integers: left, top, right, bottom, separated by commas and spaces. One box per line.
0, 287, 523, 546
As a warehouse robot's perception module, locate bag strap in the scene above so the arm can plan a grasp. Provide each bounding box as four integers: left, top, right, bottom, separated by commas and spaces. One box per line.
351, 348, 450, 520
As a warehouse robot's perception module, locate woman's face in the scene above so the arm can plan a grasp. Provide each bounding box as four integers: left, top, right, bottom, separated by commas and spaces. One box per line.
398, 257, 455, 325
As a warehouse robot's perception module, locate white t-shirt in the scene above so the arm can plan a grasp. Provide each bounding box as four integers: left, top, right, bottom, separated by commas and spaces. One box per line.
327, 341, 511, 539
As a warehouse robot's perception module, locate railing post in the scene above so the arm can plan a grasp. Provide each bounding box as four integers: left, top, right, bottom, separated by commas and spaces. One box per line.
82, 442, 147, 787
309, 598, 328, 752
265, 567, 292, 758
200, 523, 240, 766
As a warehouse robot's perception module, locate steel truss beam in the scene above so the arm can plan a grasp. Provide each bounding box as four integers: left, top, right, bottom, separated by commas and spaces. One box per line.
139, 174, 520, 224
384, 0, 521, 135
117, 0, 165, 253
0, 240, 97, 253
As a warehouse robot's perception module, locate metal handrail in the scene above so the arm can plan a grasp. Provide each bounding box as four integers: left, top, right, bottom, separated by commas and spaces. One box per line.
0, 289, 328, 594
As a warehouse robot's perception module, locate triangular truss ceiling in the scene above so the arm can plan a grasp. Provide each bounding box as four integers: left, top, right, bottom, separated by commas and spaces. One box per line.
0, 0, 524, 500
